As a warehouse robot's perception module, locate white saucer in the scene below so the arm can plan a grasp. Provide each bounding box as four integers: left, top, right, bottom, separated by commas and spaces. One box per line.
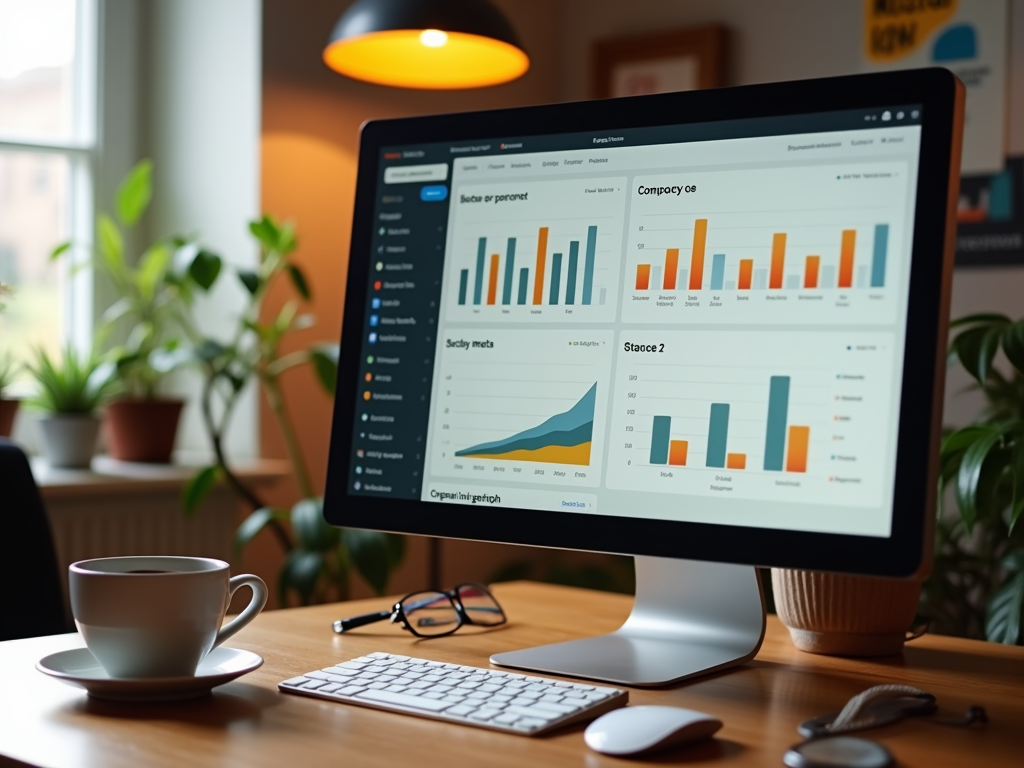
36, 646, 264, 702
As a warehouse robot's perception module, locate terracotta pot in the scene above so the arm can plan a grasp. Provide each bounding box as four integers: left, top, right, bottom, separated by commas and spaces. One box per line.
40, 414, 101, 468
0, 397, 18, 437
104, 398, 184, 463
771, 568, 921, 656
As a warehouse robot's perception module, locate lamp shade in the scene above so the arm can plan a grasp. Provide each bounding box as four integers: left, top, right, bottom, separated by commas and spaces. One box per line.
324, 0, 529, 89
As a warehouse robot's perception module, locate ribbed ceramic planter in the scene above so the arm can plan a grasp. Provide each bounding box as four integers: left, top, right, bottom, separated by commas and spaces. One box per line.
771, 569, 921, 656
39, 414, 101, 469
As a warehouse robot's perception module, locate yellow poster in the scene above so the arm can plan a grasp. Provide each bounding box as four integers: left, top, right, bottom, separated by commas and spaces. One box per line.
863, 0, 1008, 173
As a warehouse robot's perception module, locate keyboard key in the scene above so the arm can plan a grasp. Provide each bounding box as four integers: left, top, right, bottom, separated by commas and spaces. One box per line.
385, 685, 408, 693
494, 713, 520, 725
338, 686, 367, 696
324, 667, 360, 677
281, 677, 309, 686
301, 679, 327, 690
338, 661, 368, 670
531, 701, 577, 715
480, 683, 502, 693
356, 690, 453, 712
320, 683, 342, 693
514, 718, 549, 731
368, 652, 389, 659
539, 695, 564, 703
470, 709, 500, 721
466, 691, 490, 700
446, 704, 476, 717
506, 705, 559, 722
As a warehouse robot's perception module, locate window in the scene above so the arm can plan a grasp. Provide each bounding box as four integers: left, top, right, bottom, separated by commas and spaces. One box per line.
0, 0, 96, 384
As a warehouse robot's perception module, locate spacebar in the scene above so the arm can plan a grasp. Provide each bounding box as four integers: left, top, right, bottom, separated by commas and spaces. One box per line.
355, 689, 454, 712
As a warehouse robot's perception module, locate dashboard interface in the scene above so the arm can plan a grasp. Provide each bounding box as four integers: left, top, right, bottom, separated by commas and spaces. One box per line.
347, 105, 925, 539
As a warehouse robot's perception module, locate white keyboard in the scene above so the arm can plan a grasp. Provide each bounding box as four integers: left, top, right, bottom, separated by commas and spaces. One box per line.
279, 652, 628, 735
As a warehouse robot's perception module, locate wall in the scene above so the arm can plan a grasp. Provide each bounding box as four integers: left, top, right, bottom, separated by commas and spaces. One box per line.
560, 0, 1024, 425
259, 0, 567, 598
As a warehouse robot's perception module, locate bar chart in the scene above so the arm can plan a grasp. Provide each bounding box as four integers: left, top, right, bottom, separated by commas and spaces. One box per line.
427, 328, 613, 488
445, 178, 625, 323
623, 162, 913, 326
606, 330, 898, 509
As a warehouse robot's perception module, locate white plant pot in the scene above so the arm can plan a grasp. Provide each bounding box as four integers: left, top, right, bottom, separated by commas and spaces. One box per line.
39, 414, 100, 469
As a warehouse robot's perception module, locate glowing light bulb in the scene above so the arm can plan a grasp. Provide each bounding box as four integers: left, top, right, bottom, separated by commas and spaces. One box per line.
420, 29, 448, 48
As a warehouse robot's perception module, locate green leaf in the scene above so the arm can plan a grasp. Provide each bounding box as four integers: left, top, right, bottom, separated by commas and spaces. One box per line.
136, 243, 171, 301
977, 325, 1004, 384
116, 159, 153, 226
985, 550, 1024, 644
287, 263, 311, 300
238, 269, 260, 296
956, 428, 1003, 532
309, 345, 339, 396
1011, 440, 1024, 534
249, 216, 278, 250
949, 312, 1012, 328
50, 241, 72, 261
97, 214, 124, 271
345, 529, 401, 596
1002, 319, 1024, 378
291, 498, 340, 551
234, 507, 277, 555
182, 465, 221, 515
279, 549, 323, 606
189, 249, 222, 291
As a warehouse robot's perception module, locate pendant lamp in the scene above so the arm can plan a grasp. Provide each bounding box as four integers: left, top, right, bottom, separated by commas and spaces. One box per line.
323, 0, 529, 89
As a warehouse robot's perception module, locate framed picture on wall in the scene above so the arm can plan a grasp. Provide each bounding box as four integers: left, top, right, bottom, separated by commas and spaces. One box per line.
592, 26, 728, 99
955, 157, 1024, 266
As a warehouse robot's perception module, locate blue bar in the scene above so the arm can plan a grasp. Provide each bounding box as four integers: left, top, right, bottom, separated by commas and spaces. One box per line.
710, 254, 725, 290
502, 238, 516, 305
763, 376, 790, 471
871, 224, 888, 288
549, 253, 562, 305
517, 267, 528, 305
458, 269, 468, 305
582, 225, 597, 305
706, 404, 730, 468
473, 237, 486, 305
566, 241, 579, 305
650, 416, 671, 464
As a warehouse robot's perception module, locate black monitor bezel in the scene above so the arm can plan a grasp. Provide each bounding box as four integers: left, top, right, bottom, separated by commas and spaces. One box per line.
325, 68, 962, 579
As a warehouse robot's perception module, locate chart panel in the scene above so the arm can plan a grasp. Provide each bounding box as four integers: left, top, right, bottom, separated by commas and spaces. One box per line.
444, 178, 626, 323
623, 163, 913, 325
427, 329, 613, 487
606, 330, 897, 510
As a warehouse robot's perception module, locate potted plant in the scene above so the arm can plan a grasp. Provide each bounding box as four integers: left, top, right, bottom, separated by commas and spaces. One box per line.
0, 351, 18, 437
923, 312, 1024, 645
25, 344, 117, 468
184, 215, 404, 605
0, 283, 18, 437
52, 160, 221, 463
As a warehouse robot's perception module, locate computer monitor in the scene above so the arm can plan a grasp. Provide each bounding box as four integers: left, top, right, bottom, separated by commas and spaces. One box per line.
324, 69, 964, 686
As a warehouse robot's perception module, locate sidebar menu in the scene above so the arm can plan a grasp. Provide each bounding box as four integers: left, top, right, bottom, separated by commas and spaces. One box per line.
348, 163, 450, 499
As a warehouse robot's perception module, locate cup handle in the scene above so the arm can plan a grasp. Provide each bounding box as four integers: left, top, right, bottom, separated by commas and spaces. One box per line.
215, 574, 268, 648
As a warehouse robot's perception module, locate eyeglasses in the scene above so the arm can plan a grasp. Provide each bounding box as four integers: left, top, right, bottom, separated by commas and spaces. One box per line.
332, 582, 507, 638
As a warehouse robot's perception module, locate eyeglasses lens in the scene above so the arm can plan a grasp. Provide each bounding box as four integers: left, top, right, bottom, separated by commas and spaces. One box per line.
456, 584, 506, 626
400, 591, 460, 635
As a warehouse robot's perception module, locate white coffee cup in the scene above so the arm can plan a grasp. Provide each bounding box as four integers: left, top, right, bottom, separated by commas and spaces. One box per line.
69, 556, 268, 679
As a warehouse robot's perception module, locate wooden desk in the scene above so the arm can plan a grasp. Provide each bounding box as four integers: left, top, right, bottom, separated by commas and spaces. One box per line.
1, 582, 1020, 767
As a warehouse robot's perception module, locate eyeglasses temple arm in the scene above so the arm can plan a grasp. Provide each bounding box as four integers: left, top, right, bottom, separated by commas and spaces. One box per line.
332, 609, 392, 634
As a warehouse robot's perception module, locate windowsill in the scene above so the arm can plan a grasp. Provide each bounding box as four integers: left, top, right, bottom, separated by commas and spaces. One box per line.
33, 452, 291, 499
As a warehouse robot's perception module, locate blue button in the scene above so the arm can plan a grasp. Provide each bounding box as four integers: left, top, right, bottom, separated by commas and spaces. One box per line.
420, 184, 448, 202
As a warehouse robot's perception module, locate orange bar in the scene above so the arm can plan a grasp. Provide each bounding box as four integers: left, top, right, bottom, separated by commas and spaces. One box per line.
668, 440, 689, 466
786, 426, 810, 473
726, 453, 747, 470
487, 253, 499, 305
532, 227, 549, 304
664, 249, 679, 290
839, 229, 856, 288
769, 233, 786, 289
688, 219, 707, 290
738, 259, 753, 290
805, 256, 820, 289
636, 264, 651, 290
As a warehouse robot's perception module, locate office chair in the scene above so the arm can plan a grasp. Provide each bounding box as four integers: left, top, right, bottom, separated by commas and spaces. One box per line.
0, 439, 71, 640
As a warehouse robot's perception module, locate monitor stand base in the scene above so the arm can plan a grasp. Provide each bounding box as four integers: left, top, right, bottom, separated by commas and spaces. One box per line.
490, 556, 766, 687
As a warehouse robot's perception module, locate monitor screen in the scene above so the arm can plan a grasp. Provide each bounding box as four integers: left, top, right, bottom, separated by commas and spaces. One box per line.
345, 104, 926, 542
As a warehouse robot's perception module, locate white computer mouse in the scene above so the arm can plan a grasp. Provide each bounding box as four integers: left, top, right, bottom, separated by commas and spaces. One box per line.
584, 705, 723, 756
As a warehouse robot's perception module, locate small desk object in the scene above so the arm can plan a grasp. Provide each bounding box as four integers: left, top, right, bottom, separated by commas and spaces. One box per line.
1, 582, 1020, 768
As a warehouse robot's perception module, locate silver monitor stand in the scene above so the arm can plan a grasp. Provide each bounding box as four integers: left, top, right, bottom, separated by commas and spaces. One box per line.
490, 556, 766, 687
